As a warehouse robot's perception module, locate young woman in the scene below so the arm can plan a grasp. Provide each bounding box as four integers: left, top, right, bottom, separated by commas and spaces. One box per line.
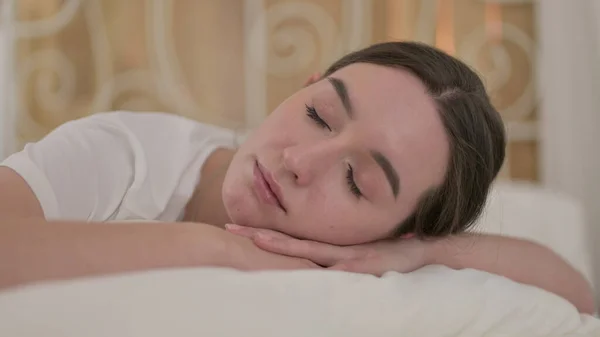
0, 42, 594, 313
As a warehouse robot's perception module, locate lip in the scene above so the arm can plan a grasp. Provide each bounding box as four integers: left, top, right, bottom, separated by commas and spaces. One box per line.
253, 160, 287, 213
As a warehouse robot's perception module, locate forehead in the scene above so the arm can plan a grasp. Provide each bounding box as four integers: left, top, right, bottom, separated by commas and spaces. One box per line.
330, 63, 450, 192
331, 63, 435, 122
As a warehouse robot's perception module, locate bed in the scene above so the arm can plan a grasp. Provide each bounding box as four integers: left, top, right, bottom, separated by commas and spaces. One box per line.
0, 182, 598, 337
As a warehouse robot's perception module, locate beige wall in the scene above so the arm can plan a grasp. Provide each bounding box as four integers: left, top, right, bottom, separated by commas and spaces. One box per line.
10, 0, 537, 181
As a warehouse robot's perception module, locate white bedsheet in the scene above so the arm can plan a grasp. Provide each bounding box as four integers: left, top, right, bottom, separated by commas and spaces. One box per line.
0, 266, 598, 337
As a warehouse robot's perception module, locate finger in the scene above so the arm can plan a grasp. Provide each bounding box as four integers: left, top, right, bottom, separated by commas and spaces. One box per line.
252, 233, 361, 267
225, 224, 254, 237
331, 252, 419, 276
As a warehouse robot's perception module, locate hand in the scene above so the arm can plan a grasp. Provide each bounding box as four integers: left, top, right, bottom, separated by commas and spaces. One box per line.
225, 224, 429, 276
221, 228, 321, 271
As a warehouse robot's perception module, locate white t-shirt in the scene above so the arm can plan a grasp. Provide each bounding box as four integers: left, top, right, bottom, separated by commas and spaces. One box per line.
0, 111, 238, 222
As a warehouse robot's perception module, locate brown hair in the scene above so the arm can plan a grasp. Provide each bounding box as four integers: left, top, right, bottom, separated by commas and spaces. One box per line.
323, 41, 506, 238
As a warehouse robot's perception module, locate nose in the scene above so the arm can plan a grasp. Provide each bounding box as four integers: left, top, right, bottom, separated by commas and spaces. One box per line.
282, 139, 346, 185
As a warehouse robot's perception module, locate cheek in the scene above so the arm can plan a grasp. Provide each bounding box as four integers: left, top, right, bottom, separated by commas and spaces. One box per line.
323, 214, 395, 245
289, 180, 395, 245
221, 164, 253, 222
303, 214, 393, 245
247, 112, 300, 148
257, 96, 315, 140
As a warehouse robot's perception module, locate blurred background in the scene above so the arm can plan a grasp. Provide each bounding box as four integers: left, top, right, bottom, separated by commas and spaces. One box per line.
0, 0, 598, 302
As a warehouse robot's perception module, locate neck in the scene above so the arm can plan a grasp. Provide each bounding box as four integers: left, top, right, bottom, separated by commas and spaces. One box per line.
182, 148, 235, 227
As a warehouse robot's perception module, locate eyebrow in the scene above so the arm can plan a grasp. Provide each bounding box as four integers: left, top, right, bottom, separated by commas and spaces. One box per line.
326, 76, 400, 198
327, 77, 353, 118
371, 150, 400, 198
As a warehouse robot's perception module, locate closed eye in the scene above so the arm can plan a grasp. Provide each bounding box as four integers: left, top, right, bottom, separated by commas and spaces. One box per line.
346, 164, 362, 198
306, 104, 331, 131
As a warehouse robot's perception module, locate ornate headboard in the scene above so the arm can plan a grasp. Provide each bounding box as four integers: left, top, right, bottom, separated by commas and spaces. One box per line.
1, 0, 537, 181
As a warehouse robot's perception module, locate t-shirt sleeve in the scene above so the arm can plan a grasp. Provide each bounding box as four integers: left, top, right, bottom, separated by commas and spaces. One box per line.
0, 114, 136, 221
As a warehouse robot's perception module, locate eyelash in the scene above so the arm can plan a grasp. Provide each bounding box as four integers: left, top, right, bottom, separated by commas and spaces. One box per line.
305, 104, 331, 131
346, 164, 363, 198
305, 104, 362, 199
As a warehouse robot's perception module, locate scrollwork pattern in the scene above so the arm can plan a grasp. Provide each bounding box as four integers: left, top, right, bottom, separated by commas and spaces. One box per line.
13, 0, 81, 38
16, 47, 77, 146
6, 0, 537, 180
458, 22, 536, 121
247, 2, 342, 77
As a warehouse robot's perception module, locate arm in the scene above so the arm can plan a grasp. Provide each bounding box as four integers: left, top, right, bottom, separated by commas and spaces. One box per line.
0, 216, 224, 289
0, 216, 316, 290
224, 225, 596, 314
426, 234, 596, 314
0, 120, 317, 290
0, 169, 316, 288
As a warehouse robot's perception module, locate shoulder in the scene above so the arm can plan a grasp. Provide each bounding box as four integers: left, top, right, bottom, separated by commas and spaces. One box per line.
71, 110, 204, 132
75, 111, 239, 221
0, 111, 239, 221
62, 110, 239, 148
102, 110, 231, 131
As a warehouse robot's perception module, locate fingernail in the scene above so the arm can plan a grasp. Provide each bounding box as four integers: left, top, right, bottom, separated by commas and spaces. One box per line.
254, 232, 274, 242
225, 224, 240, 231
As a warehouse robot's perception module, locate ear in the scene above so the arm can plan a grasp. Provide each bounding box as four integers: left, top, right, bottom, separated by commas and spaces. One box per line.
303, 72, 322, 87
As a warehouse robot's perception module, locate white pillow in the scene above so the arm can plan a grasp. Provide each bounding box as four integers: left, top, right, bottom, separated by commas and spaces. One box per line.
0, 266, 598, 337
474, 182, 595, 286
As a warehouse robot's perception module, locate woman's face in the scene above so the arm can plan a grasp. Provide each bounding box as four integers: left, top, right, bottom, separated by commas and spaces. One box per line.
222, 63, 449, 245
